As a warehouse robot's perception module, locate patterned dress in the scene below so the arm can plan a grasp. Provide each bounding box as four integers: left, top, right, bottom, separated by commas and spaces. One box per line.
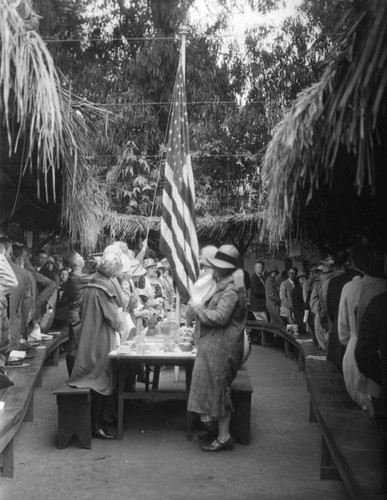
188, 271, 247, 418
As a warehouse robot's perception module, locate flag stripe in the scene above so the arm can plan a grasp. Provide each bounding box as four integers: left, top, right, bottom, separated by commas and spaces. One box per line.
159, 52, 200, 300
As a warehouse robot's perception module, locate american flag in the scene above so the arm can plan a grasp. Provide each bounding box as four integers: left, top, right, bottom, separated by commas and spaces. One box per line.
159, 53, 200, 301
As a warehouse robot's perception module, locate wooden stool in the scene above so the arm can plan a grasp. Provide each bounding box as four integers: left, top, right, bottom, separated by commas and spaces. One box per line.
53, 385, 92, 449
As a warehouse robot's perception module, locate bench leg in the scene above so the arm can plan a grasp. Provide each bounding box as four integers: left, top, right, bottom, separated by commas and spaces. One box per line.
35, 369, 43, 388
46, 349, 59, 367
309, 399, 317, 423
1, 436, 14, 478
320, 438, 341, 480
297, 351, 305, 371
50, 347, 60, 367
24, 392, 34, 422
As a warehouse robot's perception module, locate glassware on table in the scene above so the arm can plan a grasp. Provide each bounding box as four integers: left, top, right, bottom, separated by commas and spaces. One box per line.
136, 335, 146, 354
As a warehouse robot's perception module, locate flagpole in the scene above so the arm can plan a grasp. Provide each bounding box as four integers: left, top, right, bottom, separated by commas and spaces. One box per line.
174, 27, 188, 382
175, 25, 188, 328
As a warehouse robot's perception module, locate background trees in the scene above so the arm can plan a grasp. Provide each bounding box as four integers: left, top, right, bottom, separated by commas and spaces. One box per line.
32, 0, 353, 247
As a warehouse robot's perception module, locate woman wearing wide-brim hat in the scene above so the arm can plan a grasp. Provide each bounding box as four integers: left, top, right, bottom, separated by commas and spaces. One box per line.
187, 244, 248, 452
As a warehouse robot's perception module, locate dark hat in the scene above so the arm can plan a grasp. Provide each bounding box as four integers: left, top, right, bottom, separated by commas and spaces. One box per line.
267, 266, 279, 275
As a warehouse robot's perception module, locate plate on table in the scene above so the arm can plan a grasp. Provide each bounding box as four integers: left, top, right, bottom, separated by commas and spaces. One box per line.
46, 331, 62, 336
40, 334, 54, 341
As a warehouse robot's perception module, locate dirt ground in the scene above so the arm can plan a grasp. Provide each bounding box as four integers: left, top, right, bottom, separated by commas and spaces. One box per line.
1, 343, 348, 500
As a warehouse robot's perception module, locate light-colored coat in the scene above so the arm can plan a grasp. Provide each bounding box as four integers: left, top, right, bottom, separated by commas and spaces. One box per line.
69, 273, 126, 395
279, 278, 295, 319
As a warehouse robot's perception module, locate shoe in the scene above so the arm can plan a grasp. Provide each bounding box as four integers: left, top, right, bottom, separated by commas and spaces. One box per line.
201, 437, 234, 452
93, 429, 116, 440
197, 430, 218, 441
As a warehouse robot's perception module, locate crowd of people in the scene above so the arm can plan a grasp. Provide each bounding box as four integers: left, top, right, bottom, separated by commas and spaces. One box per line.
1, 233, 385, 441
248, 246, 387, 427
0, 237, 176, 364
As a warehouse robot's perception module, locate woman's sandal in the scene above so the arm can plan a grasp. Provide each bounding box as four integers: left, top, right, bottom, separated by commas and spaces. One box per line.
201, 437, 234, 452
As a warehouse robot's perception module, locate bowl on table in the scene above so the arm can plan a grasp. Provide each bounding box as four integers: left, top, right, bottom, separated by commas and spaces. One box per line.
179, 342, 193, 352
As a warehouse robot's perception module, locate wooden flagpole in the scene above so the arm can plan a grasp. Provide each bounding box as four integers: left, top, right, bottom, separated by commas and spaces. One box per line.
174, 27, 188, 382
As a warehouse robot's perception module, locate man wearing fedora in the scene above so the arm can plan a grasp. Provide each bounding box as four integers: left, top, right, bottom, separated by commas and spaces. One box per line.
250, 261, 268, 321
265, 266, 282, 325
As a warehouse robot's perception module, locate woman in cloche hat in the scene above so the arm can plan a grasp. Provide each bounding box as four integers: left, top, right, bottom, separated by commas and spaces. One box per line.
187, 244, 247, 452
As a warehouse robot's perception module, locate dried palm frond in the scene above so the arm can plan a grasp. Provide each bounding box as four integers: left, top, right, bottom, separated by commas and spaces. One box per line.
0, 0, 109, 250
101, 211, 262, 248
261, 0, 387, 246
102, 212, 160, 242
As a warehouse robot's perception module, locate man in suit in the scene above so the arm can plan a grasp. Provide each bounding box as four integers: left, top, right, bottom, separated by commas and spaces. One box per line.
279, 267, 298, 325
250, 261, 268, 321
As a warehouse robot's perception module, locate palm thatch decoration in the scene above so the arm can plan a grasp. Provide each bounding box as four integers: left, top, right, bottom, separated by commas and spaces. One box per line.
0, 0, 109, 250
261, 0, 387, 248
103, 211, 262, 257
103, 212, 160, 241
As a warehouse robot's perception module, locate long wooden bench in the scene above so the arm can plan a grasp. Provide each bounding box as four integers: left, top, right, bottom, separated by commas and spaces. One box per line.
246, 318, 322, 370
230, 367, 253, 444
307, 358, 387, 499
53, 385, 92, 450
0, 328, 69, 478
249, 318, 387, 499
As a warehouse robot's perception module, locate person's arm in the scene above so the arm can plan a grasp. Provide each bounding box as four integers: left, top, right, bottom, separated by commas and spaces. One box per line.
0, 252, 18, 293
21, 270, 32, 332
280, 281, 291, 309
337, 287, 350, 345
97, 293, 126, 333
34, 272, 57, 307
195, 286, 239, 327
250, 274, 259, 297
355, 297, 383, 385
135, 238, 147, 263
265, 280, 279, 304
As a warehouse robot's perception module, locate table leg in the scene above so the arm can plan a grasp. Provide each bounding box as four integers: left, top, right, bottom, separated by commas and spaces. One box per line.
117, 359, 125, 440
185, 365, 192, 393
152, 366, 161, 391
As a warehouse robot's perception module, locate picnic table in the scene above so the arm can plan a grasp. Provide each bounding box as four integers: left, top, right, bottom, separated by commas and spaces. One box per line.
109, 344, 195, 440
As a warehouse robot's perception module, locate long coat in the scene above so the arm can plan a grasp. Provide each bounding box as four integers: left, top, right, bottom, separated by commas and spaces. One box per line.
265, 275, 282, 325
188, 271, 247, 418
250, 272, 266, 312
69, 273, 125, 395
279, 278, 295, 319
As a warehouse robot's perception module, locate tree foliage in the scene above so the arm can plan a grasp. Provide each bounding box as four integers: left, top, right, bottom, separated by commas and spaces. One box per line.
32, 0, 353, 226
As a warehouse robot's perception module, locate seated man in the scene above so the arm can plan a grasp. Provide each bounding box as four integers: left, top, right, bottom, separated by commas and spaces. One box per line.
355, 292, 387, 429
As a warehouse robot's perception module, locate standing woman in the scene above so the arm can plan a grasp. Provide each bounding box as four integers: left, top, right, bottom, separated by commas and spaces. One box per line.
69, 252, 128, 439
187, 245, 247, 452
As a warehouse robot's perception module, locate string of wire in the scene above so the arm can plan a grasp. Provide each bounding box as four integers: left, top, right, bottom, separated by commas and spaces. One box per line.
42, 32, 341, 43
